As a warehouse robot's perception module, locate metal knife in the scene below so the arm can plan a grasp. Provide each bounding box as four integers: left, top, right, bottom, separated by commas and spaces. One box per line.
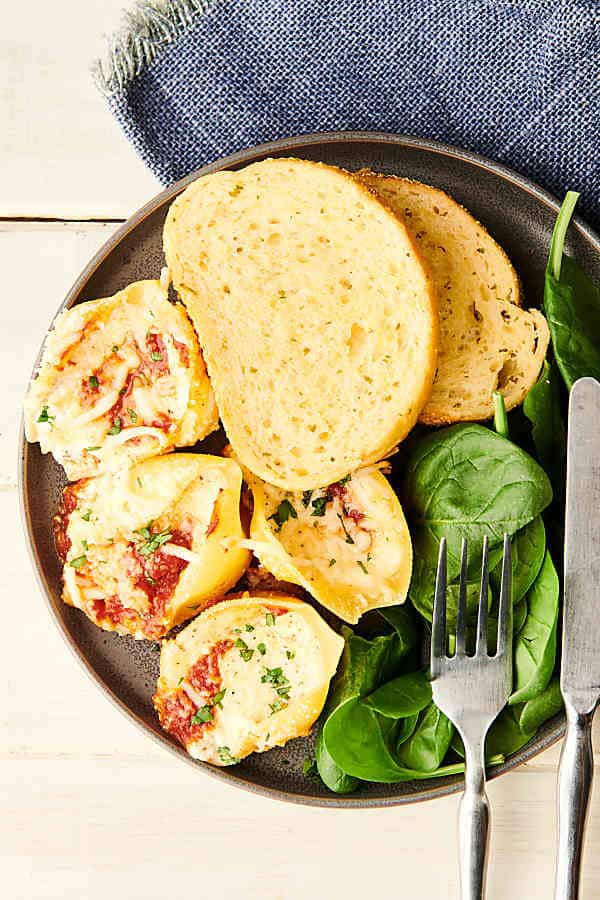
555, 376, 600, 900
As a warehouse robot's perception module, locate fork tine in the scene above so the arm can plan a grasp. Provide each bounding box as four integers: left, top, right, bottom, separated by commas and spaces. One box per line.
431, 537, 447, 676
454, 538, 468, 655
496, 533, 512, 656
475, 536, 489, 654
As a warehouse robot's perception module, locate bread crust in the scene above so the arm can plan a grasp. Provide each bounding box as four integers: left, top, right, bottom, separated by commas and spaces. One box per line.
165, 157, 439, 489
356, 171, 548, 424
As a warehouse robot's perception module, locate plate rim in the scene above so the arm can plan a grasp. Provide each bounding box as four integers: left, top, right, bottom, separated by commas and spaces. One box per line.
20, 130, 599, 808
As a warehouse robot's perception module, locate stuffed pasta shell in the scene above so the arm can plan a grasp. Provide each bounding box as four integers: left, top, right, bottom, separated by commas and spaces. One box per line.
54, 454, 250, 639
153, 594, 343, 764
245, 466, 413, 623
24, 280, 218, 480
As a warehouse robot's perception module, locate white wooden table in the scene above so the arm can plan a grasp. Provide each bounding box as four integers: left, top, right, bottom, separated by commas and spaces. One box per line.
2, 4, 600, 898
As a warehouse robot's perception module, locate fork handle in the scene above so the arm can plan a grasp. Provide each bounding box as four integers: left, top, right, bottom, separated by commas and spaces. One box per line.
459, 744, 490, 899
554, 702, 595, 900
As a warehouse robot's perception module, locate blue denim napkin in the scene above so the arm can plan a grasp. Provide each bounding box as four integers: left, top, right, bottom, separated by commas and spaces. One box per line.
97, 0, 599, 227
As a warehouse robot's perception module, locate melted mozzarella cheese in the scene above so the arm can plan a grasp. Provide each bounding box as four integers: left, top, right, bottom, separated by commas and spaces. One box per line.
155, 596, 343, 764
61, 454, 250, 639
23, 280, 218, 480
247, 466, 413, 623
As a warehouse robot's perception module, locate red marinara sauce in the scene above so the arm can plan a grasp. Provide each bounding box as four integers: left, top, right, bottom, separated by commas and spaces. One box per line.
53, 484, 80, 562
153, 640, 233, 746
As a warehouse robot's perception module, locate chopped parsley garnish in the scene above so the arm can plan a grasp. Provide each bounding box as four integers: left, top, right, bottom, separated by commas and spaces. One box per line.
217, 746, 240, 766
81, 540, 89, 551
302, 490, 313, 508
127, 408, 138, 423
136, 477, 143, 488
311, 494, 331, 517
145, 574, 156, 586
244, 623, 255, 632
108, 416, 122, 435
151, 351, 163, 362
268, 498, 297, 529
337, 513, 355, 544
265, 612, 275, 627
88, 375, 99, 389
357, 560, 368, 574
257, 642, 267, 656
261, 666, 291, 699
233, 627, 242, 634
37, 406, 55, 425
286, 650, 296, 660
338, 473, 351, 486
191, 705, 213, 725
328, 558, 336, 567
134, 522, 172, 556
111, 345, 119, 353
212, 689, 226, 708
80, 509, 93, 521
269, 700, 286, 715
235, 637, 254, 661
69, 555, 87, 569
86, 446, 101, 452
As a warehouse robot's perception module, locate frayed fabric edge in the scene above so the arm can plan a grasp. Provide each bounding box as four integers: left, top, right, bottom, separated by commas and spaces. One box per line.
93, 0, 213, 96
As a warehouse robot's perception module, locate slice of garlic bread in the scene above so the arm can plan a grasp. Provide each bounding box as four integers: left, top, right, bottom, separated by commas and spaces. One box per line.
356, 172, 550, 424
164, 158, 438, 490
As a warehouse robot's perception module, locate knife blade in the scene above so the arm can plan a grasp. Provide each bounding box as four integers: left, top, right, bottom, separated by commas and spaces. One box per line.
555, 376, 600, 900
562, 375, 600, 711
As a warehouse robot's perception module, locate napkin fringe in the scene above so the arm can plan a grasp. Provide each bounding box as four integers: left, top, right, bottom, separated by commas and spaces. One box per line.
93, 0, 212, 96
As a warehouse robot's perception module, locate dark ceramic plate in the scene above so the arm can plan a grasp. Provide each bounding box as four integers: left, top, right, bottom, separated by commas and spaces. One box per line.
20, 132, 600, 807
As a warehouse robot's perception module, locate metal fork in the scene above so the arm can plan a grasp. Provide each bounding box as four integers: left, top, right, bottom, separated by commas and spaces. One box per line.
430, 534, 513, 900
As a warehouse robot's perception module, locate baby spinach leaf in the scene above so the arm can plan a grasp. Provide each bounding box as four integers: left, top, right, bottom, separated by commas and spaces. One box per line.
361, 670, 432, 719
490, 515, 546, 605
493, 391, 509, 438
378, 605, 419, 659
513, 598, 528, 635
315, 729, 360, 794
486, 705, 532, 758
403, 424, 552, 621
323, 698, 465, 783
523, 361, 566, 490
395, 714, 420, 749
509, 549, 559, 706
544, 191, 600, 389
324, 628, 402, 717
395, 702, 454, 772
518, 676, 563, 735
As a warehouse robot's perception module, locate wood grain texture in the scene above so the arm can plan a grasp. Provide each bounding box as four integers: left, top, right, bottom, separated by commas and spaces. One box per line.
3, 3, 600, 898
1, 2, 158, 218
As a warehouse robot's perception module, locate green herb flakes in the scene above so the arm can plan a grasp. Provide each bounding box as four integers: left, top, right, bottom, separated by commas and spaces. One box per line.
217, 746, 240, 766
268, 498, 297, 529
88, 375, 99, 389
265, 612, 275, 627
80, 509, 93, 521
151, 351, 163, 362
337, 513, 355, 544
69, 555, 87, 569
127, 408, 138, 423
37, 406, 55, 425
257, 643, 267, 656
108, 416, 122, 435
191, 705, 213, 725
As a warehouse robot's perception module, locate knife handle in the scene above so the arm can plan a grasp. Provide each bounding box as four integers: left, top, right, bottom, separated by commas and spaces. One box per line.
554, 701, 595, 900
